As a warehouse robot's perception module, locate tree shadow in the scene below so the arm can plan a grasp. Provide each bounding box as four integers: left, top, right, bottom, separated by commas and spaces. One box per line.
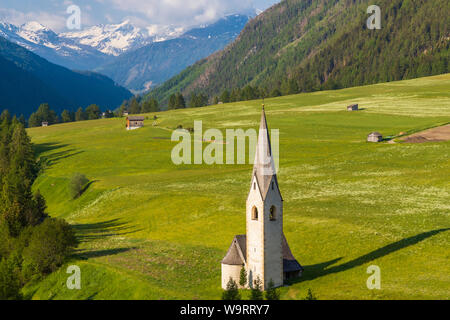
72, 218, 143, 243
75, 248, 135, 260
33, 142, 70, 156
33, 142, 84, 168
290, 228, 450, 284
72, 219, 143, 260
73, 180, 98, 200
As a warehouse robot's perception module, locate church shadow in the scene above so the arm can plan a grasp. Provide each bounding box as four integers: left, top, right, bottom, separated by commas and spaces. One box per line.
289, 228, 450, 285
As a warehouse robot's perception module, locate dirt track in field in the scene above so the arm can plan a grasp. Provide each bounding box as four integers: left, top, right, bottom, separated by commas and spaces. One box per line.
401, 124, 450, 143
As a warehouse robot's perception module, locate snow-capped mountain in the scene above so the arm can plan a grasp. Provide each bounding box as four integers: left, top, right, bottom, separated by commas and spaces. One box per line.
0, 20, 183, 69
96, 15, 250, 92
0, 21, 111, 70
0, 15, 251, 91
60, 20, 184, 56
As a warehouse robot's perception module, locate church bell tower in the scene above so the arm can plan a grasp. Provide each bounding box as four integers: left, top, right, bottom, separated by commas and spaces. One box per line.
221, 107, 302, 291
246, 106, 284, 289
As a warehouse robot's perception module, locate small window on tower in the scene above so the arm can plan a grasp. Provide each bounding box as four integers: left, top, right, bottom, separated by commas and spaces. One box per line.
270, 206, 276, 221
254, 182, 256, 190
252, 207, 259, 221
272, 182, 274, 190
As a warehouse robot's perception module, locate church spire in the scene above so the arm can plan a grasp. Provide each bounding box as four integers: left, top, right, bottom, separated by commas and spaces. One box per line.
252, 106, 280, 200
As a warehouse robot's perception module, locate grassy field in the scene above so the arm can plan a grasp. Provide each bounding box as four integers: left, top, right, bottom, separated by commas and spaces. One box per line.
24, 74, 450, 300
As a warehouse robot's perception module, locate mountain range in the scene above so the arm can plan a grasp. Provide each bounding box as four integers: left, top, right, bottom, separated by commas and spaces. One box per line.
96, 15, 250, 92
0, 21, 111, 71
0, 36, 131, 117
0, 15, 250, 92
148, 0, 449, 104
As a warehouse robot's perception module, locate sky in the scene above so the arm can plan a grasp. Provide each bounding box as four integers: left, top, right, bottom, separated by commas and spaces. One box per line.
0, 0, 280, 32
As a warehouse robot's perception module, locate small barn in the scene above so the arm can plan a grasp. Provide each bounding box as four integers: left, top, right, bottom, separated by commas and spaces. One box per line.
367, 132, 383, 143
42, 122, 48, 127
347, 104, 359, 111
126, 116, 145, 130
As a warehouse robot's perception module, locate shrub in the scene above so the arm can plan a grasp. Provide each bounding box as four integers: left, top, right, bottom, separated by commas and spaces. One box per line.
222, 278, 241, 300
265, 279, 280, 300
0, 254, 23, 300
69, 173, 89, 199
303, 288, 318, 300
250, 276, 264, 300
22, 218, 77, 276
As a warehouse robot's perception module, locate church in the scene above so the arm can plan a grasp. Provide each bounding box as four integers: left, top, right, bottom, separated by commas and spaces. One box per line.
221, 107, 303, 290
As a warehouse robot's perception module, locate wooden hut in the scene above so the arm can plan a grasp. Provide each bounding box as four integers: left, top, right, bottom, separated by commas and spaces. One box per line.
367, 132, 383, 143
347, 104, 359, 111
126, 116, 145, 130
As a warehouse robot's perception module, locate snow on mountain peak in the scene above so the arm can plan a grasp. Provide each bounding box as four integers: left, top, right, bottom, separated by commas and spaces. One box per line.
61, 21, 151, 56
21, 21, 49, 32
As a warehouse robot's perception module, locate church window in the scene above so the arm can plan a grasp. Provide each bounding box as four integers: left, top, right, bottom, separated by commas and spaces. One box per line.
272, 182, 274, 190
252, 206, 258, 221
254, 182, 256, 190
269, 206, 276, 221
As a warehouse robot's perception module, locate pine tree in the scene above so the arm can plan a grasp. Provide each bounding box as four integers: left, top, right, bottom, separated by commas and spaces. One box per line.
220, 90, 231, 103
265, 279, 280, 300
175, 93, 186, 109
85, 104, 101, 120
250, 276, 264, 300
61, 110, 73, 123
129, 98, 141, 114
239, 266, 247, 288
303, 289, 318, 300
75, 107, 86, 121
222, 278, 241, 300
168, 94, 177, 110
0, 255, 22, 300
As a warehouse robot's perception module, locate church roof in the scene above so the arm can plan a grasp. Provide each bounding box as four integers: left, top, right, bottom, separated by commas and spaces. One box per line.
252, 107, 281, 200
282, 234, 303, 273
221, 235, 246, 266
222, 234, 302, 273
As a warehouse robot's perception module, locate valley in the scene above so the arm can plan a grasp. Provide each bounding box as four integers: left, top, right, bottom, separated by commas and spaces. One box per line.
24, 74, 450, 300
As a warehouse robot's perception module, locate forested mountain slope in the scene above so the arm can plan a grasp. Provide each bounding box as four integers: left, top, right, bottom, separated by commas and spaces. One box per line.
0, 37, 131, 116
148, 0, 449, 103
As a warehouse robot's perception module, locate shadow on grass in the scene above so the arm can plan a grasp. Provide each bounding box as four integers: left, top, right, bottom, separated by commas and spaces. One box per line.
72, 218, 143, 243
34, 142, 84, 167
73, 180, 98, 200
75, 248, 135, 260
290, 228, 450, 284
72, 219, 143, 260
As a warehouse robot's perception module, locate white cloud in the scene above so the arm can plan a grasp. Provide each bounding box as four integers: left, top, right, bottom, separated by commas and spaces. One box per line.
106, 0, 254, 28
0, 8, 66, 31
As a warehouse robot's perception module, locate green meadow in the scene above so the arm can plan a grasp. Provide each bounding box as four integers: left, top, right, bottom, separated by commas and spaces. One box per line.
24, 74, 449, 300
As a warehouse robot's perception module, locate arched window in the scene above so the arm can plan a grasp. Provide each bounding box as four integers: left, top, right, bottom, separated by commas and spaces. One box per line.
269, 206, 276, 221
253, 182, 256, 190
252, 206, 258, 221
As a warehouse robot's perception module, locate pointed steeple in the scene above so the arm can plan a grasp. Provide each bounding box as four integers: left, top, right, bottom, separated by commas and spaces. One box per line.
252, 106, 280, 200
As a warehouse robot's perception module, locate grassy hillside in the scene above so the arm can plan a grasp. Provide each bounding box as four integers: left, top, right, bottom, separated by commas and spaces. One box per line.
149, 0, 449, 104
24, 74, 449, 300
